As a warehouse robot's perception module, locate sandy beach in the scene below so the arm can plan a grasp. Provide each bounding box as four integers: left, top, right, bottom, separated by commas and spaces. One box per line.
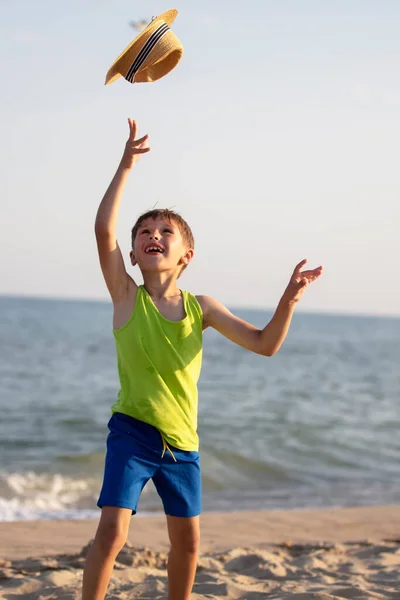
1, 505, 400, 599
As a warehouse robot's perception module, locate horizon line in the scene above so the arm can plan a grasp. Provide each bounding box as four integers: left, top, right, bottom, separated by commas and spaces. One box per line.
0, 292, 398, 321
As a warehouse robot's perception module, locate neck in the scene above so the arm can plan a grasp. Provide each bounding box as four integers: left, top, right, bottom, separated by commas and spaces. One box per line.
142, 272, 181, 299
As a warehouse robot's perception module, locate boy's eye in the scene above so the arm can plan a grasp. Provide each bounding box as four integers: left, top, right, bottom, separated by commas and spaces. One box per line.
141, 229, 150, 234
163, 229, 173, 234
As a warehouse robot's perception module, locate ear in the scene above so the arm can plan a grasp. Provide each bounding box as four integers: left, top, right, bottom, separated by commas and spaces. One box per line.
181, 248, 194, 266
130, 249, 138, 267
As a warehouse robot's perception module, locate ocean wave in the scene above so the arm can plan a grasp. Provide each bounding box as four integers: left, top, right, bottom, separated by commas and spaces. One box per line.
0, 470, 161, 522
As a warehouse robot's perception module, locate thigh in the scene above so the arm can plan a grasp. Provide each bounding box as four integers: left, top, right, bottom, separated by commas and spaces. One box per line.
152, 450, 202, 518
95, 506, 132, 549
166, 514, 200, 554
97, 414, 160, 514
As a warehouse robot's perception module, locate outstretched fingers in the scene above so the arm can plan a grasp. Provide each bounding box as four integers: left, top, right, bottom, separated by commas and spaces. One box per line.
128, 118, 137, 140
310, 266, 324, 279
134, 134, 149, 146
134, 145, 151, 154
292, 258, 307, 277
126, 121, 151, 154
300, 266, 324, 283
120, 119, 151, 168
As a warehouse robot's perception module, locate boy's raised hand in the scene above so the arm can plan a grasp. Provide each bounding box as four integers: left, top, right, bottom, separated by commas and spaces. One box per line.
282, 259, 323, 304
121, 118, 151, 170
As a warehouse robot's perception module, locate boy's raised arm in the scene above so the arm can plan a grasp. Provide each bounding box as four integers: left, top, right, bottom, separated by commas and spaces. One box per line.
95, 119, 150, 302
199, 259, 323, 356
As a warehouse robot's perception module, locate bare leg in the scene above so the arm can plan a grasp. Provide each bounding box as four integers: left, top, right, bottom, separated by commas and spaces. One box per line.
166, 515, 200, 600
82, 506, 132, 600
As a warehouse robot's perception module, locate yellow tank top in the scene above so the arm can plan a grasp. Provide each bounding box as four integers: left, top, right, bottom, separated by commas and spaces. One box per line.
111, 285, 203, 451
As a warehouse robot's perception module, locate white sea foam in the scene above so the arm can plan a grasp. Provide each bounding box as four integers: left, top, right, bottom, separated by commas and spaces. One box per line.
0, 497, 99, 521
0, 470, 160, 522
0, 471, 97, 521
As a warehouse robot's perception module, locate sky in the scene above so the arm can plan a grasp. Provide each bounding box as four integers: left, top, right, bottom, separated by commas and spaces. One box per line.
0, 0, 399, 316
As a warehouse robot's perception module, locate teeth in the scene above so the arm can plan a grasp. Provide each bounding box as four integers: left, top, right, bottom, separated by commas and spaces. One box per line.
145, 246, 163, 253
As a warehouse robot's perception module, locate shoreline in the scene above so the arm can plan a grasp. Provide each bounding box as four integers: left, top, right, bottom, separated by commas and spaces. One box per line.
2, 504, 400, 560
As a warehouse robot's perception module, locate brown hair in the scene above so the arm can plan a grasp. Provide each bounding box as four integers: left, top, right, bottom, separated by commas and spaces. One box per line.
131, 209, 195, 250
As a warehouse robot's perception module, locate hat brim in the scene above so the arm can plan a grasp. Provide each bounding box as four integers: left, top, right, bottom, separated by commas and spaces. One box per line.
105, 9, 178, 85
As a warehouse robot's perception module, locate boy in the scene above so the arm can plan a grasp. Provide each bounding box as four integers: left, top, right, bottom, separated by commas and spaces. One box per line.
82, 119, 323, 600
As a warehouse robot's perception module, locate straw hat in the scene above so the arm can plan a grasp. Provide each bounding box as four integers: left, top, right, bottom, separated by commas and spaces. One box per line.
105, 9, 183, 85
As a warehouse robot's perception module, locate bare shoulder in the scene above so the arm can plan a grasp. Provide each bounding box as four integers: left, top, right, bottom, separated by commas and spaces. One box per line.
112, 276, 139, 330
195, 295, 262, 354
195, 295, 212, 326
195, 295, 229, 329
195, 295, 211, 314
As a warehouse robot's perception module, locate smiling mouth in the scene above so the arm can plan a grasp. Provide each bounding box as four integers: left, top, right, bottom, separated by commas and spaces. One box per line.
145, 246, 165, 254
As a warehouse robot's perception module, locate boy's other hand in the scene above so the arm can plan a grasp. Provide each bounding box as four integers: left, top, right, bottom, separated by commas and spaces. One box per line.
282, 259, 323, 304
120, 118, 151, 170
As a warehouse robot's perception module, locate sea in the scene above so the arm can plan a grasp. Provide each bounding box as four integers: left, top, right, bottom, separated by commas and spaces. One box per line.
0, 295, 399, 522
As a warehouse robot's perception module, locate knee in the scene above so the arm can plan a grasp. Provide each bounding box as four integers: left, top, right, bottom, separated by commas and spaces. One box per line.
171, 533, 200, 555
95, 520, 128, 556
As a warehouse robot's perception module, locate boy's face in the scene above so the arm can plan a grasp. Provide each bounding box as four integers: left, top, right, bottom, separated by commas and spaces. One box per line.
130, 217, 194, 275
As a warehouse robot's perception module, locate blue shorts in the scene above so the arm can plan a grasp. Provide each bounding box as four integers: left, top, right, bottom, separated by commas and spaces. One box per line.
97, 412, 202, 518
